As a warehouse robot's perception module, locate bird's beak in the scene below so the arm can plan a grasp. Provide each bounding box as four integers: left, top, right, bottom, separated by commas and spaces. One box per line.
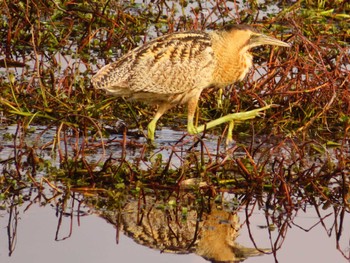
251, 33, 291, 48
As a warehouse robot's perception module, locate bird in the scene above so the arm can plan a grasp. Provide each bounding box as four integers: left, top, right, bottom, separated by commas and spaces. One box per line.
92, 24, 290, 141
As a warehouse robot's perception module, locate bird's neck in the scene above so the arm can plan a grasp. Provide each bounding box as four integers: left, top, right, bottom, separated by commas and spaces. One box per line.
210, 32, 253, 86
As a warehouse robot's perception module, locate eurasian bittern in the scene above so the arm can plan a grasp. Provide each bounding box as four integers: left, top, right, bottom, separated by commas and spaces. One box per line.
92, 25, 290, 140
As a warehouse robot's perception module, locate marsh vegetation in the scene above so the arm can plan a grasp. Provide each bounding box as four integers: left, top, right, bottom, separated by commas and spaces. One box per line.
0, 0, 349, 262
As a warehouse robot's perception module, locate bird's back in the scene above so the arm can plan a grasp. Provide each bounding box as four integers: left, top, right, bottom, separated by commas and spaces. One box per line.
91, 31, 216, 103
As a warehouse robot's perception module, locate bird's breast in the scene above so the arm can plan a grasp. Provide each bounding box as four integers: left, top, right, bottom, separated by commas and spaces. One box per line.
237, 52, 253, 81
212, 52, 253, 86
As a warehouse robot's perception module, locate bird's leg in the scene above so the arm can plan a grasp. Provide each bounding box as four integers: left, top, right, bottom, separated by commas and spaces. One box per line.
217, 88, 223, 109
194, 104, 275, 134
226, 120, 234, 144
147, 103, 173, 140
186, 93, 201, 135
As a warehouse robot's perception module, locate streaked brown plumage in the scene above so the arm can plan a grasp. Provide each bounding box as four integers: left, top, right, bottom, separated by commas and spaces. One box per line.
92, 25, 290, 140
98, 194, 269, 261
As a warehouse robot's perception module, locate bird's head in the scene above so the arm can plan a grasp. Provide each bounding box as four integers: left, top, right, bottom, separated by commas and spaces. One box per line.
224, 24, 291, 51
213, 24, 290, 82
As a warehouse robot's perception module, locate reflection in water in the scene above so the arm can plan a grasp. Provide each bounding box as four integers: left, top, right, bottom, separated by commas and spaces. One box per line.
80, 186, 349, 262
2, 186, 350, 262
0, 123, 349, 262
84, 189, 270, 262
98, 192, 268, 262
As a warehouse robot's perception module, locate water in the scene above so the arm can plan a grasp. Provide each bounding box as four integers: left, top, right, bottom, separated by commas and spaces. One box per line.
0, 188, 348, 263
1, 1, 349, 262
0, 124, 349, 263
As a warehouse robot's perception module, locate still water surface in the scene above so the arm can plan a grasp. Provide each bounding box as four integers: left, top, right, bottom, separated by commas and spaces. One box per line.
0, 193, 348, 263
0, 125, 349, 263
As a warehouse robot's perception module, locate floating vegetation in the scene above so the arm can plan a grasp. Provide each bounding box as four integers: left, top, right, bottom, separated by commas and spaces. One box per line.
0, 0, 349, 262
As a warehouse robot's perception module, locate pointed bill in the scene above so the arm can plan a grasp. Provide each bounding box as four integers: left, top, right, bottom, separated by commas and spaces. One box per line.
251, 33, 291, 48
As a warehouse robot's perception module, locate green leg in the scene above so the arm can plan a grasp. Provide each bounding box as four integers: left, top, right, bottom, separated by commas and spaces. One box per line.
187, 119, 198, 135
217, 88, 223, 109
147, 119, 157, 141
226, 120, 234, 144
147, 104, 173, 140
189, 104, 275, 136
186, 92, 201, 135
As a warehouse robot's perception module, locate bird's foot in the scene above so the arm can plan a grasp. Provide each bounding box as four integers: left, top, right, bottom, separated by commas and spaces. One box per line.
147, 121, 156, 141
223, 104, 278, 122
196, 104, 275, 133
187, 104, 278, 141
187, 124, 199, 135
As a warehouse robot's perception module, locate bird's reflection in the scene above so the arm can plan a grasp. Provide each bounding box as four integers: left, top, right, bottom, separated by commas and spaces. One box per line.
93, 190, 268, 262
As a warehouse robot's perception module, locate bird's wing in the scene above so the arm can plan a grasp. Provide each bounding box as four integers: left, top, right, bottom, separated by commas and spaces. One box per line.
91, 52, 134, 94
128, 32, 216, 94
